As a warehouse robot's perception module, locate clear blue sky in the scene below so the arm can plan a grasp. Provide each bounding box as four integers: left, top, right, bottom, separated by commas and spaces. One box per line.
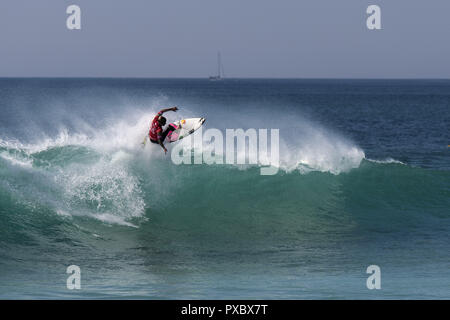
1, 0, 449, 78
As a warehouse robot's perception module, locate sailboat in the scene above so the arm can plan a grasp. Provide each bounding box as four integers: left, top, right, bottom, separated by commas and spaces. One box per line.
209, 52, 225, 81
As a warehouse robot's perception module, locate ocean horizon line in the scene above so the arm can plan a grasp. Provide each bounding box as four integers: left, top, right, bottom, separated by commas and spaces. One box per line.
1, 76, 450, 81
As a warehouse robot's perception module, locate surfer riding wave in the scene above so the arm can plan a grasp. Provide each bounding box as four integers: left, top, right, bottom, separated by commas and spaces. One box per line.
148, 106, 178, 153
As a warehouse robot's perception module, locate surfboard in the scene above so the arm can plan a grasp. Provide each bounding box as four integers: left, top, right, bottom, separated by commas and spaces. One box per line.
141, 117, 205, 147
166, 117, 206, 143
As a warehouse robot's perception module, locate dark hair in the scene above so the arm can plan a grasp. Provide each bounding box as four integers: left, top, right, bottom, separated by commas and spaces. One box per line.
158, 116, 167, 125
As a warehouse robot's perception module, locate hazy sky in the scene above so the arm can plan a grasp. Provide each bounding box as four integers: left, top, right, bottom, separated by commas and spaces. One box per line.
1, 0, 449, 78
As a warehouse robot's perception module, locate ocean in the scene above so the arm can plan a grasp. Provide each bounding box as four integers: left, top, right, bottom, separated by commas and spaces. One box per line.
0, 78, 449, 299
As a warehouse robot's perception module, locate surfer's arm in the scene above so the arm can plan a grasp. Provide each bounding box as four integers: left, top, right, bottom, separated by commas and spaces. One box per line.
159, 106, 178, 114
155, 129, 167, 153
158, 139, 167, 154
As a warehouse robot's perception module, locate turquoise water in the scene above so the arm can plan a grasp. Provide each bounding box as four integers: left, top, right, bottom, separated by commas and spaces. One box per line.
0, 79, 449, 299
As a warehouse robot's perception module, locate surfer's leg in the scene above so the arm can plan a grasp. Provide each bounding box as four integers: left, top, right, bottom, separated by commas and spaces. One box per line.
161, 125, 176, 141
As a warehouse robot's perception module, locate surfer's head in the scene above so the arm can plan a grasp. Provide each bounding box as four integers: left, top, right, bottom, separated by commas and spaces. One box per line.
158, 116, 167, 126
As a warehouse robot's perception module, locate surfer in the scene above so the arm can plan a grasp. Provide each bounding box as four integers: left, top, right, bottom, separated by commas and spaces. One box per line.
149, 106, 179, 153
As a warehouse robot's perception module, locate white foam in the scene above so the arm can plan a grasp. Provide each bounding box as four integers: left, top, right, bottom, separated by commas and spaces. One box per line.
366, 158, 405, 165
94, 213, 138, 228
56, 156, 145, 222
0, 113, 153, 227
0, 152, 33, 168
56, 209, 72, 218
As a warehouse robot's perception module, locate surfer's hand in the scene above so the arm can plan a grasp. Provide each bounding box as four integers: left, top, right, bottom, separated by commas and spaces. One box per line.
164, 147, 168, 154
172, 106, 178, 112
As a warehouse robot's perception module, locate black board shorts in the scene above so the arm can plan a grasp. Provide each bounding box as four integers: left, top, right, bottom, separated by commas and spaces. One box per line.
150, 124, 176, 144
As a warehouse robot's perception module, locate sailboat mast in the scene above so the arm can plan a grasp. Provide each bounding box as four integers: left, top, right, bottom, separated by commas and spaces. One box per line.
217, 52, 221, 78
209, 51, 223, 80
